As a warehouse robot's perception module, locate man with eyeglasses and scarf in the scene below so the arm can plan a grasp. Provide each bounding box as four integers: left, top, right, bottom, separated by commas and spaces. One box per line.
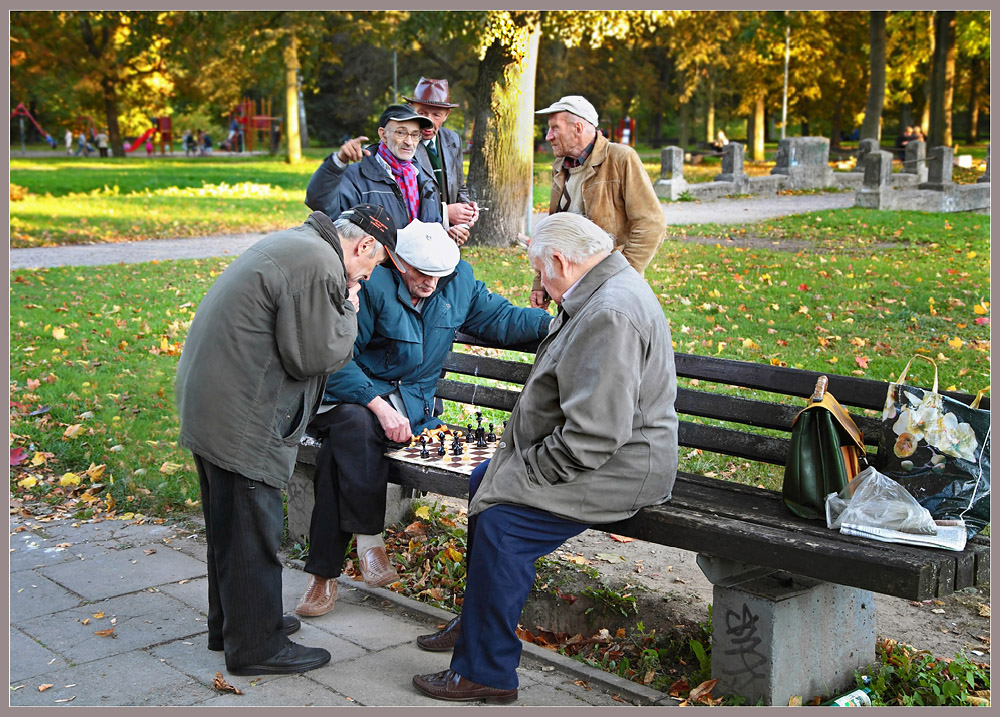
306, 105, 443, 231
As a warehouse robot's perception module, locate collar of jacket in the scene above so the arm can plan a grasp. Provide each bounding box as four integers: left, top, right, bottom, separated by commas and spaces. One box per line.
305, 211, 348, 266
552, 131, 609, 174
557, 250, 629, 321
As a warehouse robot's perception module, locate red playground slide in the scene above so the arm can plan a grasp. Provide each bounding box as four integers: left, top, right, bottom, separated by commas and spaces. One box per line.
125, 127, 155, 152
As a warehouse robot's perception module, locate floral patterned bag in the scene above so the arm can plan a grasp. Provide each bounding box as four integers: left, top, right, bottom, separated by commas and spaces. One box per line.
877, 355, 990, 539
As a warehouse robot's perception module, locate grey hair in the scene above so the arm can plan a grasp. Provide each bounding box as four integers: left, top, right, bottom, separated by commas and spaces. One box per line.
333, 217, 369, 243
527, 213, 614, 276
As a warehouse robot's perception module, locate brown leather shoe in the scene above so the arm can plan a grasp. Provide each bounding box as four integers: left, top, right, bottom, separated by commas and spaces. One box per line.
416, 615, 461, 651
358, 546, 400, 587
295, 575, 338, 617
412, 669, 517, 703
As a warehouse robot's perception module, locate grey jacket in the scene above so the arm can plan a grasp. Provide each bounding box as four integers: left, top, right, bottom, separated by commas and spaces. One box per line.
470, 251, 678, 524
304, 147, 443, 231
413, 126, 469, 206
174, 212, 358, 489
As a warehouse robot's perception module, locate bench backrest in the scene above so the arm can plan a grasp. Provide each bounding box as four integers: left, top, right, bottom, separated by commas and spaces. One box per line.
440, 333, 988, 468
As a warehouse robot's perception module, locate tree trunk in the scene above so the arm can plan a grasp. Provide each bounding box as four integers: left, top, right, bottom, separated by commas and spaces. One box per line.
101, 77, 124, 157
752, 93, 765, 161
860, 11, 887, 142
929, 11, 955, 147
705, 76, 716, 143
467, 12, 540, 246
283, 28, 302, 164
678, 100, 690, 149
967, 56, 981, 143
920, 12, 934, 135
830, 86, 845, 149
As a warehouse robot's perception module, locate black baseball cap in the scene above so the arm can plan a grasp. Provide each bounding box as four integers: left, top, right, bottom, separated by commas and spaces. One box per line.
378, 104, 434, 130
338, 204, 404, 272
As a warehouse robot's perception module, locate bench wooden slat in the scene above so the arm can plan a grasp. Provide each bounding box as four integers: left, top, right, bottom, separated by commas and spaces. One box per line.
679, 421, 789, 465
436, 378, 520, 413
443, 351, 533, 384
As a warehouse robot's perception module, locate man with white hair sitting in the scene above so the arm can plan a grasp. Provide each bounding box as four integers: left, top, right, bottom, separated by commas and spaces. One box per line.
411, 212, 679, 703
295, 219, 552, 618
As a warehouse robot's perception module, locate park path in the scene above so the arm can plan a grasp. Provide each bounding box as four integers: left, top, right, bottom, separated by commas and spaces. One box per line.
8, 193, 855, 270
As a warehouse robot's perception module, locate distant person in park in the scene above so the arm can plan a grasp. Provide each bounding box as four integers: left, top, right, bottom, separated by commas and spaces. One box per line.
184, 129, 196, 157
174, 205, 399, 676
145, 137, 154, 157
404, 77, 480, 246
95, 129, 109, 158
529, 95, 666, 309
202, 130, 213, 156
712, 130, 729, 150
74, 130, 92, 157
293, 219, 550, 619
64, 128, 73, 155
305, 104, 444, 231
411, 212, 678, 703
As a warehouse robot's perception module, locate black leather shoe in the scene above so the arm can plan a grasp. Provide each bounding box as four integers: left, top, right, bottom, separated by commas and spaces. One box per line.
208, 615, 302, 652
416, 615, 461, 651
228, 642, 331, 676
412, 669, 517, 703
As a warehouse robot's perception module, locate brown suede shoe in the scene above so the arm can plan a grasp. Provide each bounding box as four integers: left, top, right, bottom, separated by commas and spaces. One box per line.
358, 546, 400, 587
412, 669, 517, 703
294, 575, 338, 617
416, 615, 461, 651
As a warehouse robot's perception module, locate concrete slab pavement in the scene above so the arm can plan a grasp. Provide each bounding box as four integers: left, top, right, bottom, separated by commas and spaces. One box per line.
9, 514, 674, 707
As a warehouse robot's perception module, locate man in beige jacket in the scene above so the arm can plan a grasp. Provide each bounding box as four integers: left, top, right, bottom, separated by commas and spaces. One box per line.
530, 95, 666, 309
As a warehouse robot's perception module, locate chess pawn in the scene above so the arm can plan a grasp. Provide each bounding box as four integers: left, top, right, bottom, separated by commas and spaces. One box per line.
466, 424, 475, 443
419, 435, 429, 458
437, 437, 447, 456
487, 423, 496, 442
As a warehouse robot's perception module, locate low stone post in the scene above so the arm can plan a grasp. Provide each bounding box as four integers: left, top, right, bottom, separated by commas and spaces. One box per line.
854, 150, 894, 209
770, 137, 834, 189
653, 146, 689, 200
919, 146, 954, 191
901, 140, 927, 183
853, 138, 879, 172
714, 142, 750, 192
976, 144, 989, 183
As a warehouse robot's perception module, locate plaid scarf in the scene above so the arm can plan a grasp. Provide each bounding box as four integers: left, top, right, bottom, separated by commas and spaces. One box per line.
377, 142, 419, 222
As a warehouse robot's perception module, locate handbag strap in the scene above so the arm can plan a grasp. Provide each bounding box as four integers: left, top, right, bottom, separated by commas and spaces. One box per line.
971, 388, 990, 410
793, 376, 866, 452
897, 355, 939, 393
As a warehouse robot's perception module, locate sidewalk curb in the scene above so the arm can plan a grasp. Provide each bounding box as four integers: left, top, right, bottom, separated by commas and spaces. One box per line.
286, 558, 675, 706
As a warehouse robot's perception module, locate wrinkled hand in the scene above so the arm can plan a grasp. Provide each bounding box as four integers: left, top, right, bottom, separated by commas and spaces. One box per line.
368, 396, 412, 444
447, 202, 479, 228
447, 225, 471, 246
529, 290, 552, 309
337, 136, 370, 164
346, 283, 361, 311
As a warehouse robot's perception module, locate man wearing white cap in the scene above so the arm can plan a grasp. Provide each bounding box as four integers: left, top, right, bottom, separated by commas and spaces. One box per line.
295, 220, 552, 618
530, 95, 666, 309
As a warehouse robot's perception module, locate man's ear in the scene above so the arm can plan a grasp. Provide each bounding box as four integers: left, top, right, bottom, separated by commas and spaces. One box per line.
551, 250, 570, 278
376, 126, 386, 143
356, 235, 375, 256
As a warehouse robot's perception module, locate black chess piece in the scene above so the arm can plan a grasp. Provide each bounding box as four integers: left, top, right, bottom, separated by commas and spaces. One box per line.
419, 435, 429, 458
452, 433, 464, 456
437, 437, 447, 456
476, 426, 487, 449
487, 423, 496, 442
466, 424, 475, 443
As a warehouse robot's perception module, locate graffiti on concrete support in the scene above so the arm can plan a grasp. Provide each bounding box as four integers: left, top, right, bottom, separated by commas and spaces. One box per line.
721, 602, 767, 685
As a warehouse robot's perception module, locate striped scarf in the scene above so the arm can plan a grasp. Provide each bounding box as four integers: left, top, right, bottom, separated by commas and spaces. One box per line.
377, 142, 419, 222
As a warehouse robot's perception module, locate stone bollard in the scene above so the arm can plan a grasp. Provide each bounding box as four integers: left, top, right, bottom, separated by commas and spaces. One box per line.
901, 140, 927, 183
853, 138, 880, 172
919, 146, 954, 191
854, 150, 894, 209
654, 146, 689, 200
770, 137, 834, 189
715, 142, 750, 192
977, 144, 989, 183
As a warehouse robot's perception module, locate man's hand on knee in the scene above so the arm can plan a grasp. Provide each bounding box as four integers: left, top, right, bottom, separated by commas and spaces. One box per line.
367, 396, 412, 444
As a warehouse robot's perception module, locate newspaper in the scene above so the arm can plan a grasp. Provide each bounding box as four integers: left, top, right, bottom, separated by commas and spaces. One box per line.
838, 520, 968, 552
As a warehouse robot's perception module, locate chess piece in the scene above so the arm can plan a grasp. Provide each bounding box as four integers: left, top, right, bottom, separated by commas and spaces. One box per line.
466, 424, 475, 443
452, 432, 464, 456
437, 437, 447, 456
476, 425, 487, 449
487, 423, 496, 442
419, 435, 429, 458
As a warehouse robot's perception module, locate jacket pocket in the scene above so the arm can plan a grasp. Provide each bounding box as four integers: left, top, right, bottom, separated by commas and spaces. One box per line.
276, 392, 308, 444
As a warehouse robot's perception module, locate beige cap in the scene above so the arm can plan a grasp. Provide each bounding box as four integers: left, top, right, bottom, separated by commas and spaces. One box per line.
395, 220, 460, 277
535, 95, 599, 127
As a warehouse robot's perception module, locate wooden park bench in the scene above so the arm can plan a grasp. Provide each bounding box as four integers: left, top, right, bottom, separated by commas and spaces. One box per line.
286, 333, 989, 705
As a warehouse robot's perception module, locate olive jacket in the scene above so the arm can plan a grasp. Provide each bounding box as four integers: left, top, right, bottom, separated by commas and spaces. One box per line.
175, 212, 358, 488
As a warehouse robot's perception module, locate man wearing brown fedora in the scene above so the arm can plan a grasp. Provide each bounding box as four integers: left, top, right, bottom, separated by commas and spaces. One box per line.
403, 77, 479, 247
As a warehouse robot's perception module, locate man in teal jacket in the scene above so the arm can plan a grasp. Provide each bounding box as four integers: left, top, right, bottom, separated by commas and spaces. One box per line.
295, 220, 551, 618
175, 206, 398, 676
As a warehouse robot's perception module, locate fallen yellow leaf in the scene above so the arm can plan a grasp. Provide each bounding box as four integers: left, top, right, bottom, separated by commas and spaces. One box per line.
414, 505, 431, 520
948, 337, 963, 349
30, 452, 47, 466
62, 424, 86, 440
59, 473, 82, 487
159, 461, 183, 475
17, 476, 38, 489
52, 327, 66, 340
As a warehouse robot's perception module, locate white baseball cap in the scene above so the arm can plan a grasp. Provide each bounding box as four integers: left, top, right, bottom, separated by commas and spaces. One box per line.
535, 95, 599, 128
395, 220, 460, 277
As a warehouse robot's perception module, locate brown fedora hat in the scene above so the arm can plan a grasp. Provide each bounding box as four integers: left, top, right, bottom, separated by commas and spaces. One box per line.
402, 77, 459, 109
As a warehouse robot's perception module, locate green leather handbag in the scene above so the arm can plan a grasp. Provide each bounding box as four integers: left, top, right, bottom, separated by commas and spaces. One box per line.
783, 376, 867, 520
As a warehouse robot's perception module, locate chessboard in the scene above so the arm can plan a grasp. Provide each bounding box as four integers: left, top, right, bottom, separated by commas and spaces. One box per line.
383, 415, 503, 476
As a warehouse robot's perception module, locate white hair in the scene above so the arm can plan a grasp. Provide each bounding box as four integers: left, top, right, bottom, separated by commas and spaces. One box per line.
333, 217, 369, 243
527, 213, 614, 276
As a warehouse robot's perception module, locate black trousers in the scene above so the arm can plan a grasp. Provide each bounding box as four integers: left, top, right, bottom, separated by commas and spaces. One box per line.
194, 454, 287, 670
304, 404, 391, 579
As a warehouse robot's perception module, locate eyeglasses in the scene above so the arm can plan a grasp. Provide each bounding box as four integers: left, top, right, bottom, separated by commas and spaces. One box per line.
390, 129, 422, 141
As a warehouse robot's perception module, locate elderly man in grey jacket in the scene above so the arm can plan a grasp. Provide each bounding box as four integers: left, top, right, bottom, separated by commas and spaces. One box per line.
175, 205, 398, 677
412, 212, 678, 703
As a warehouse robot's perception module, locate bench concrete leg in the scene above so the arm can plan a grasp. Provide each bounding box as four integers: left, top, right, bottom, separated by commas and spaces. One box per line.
697, 555, 875, 706
286, 462, 415, 544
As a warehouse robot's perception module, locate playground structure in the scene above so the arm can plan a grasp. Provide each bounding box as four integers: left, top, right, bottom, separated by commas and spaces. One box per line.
124, 116, 172, 154
10, 102, 57, 149
228, 97, 282, 154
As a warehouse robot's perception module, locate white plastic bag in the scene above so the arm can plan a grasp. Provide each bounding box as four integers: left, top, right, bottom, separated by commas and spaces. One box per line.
825, 466, 937, 534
